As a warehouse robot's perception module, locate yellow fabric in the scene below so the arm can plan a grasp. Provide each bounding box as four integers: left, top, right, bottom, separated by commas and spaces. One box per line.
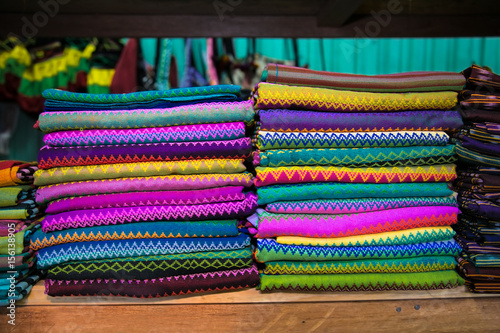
87, 68, 115, 87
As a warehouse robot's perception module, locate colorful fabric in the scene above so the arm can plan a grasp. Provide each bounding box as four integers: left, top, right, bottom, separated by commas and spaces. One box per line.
258, 270, 464, 292
41, 193, 258, 232
253, 206, 459, 238
266, 196, 457, 214
38, 137, 252, 169
256, 238, 462, 262
37, 233, 251, 268
258, 109, 464, 133
45, 186, 247, 214
36, 173, 254, 205
457, 257, 500, 282
263, 256, 457, 275
31, 220, 240, 251
0, 161, 37, 187
44, 122, 246, 147
458, 135, 500, 157
34, 159, 247, 186
46, 248, 253, 280
255, 83, 458, 112
38, 101, 255, 133
262, 64, 466, 92
256, 145, 456, 167
458, 196, 500, 220
254, 164, 457, 187
257, 182, 453, 205
44, 265, 259, 297
276, 226, 455, 247
456, 144, 500, 168
0, 186, 34, 207
256, 130, 450, 150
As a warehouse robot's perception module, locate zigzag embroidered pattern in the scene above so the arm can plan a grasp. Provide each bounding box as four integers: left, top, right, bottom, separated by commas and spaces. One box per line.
44, 122, 246, 146
255, 239, 462, 262
38, 137, 252, 169
31, 220, 240, 251
266, 197, 457, 214
41, 193, 258, 232
257, 145, 456, 167
255, 83, 458, 111
36, 172, 254, 204
254, 164, 457, 187
263, 256, 457, 275
257, 131, 450, 150
37, 234, 251, 268
38, 101, 255, 133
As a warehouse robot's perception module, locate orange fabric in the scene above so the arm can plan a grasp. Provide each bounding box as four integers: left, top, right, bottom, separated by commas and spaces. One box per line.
0, 161, 34, 187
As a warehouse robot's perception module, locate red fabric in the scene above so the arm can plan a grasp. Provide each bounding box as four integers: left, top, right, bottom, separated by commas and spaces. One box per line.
110, 39, 138, 94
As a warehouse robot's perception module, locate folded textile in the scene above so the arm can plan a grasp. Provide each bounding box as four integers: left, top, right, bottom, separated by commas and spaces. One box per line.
46, 248, 253, 280
255, 83, 458, 112
38, 137, 252, 169
0, 220, 34, 236
263, 256, 458, 275
38, 101, 255, 133
44, 265, 260, 297
459, 109, 500, 123
276, 226, 455, 247
256, 131, 450, 150
458, 196, 500, 220
455, 236, 500, 256
41, 192, 258, 232
44, 122, 246, 147
473, 122, 500, 136
36, 173, 254, 204
460, 92, 500, 111
45, 186, 247, 214
0, 186, 35, 207
257, 182, 453, 205
457, 135, 500, 157
252, 206, 459, 238
456, 144, 500, 168
0, 161, 37, 187
454, 173, 500, 193
42, 85, 241, 111
0, 223, 38, 254
256, 145, 456, 167
266, 197, 457, 214
462, 64, 500, 93
466, 127, 500, 144
0, 251, 35, 270
258, 109, 463, 132
259, 270, 464, 292
0, 274, 40, 304
34, 159, 247, 186
0, 206, 40, 220
262, 64, 466, 92
31, 220, 241, 250
37, 233, 251, 268
464, 281, 500, 293
457, 257, 500, 282
255, 238, 462, 262
255, 164, 457, 187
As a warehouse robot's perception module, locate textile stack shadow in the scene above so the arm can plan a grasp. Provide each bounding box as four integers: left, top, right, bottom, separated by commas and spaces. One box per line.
0, 161, 42, 305
248, 64, 467, 292
31, 86, 260, 297
453, 65, 500, 293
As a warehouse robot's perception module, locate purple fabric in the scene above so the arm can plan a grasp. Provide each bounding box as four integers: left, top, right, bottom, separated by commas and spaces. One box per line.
45, 186, 247, 214
35, 173, 254, 205
38, 137, 252, 169
460, 135, 500, 156
41, 192, 258, 232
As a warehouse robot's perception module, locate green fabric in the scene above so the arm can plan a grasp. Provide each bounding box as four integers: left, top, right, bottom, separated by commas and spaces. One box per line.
0, 224, 36, 255
259, 270, 465, 291
0, 186, 31, 207
263, 256, 457, 275
87, 84, 111, 95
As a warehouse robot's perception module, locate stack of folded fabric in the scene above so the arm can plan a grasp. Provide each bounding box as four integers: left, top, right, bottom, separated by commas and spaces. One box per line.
453, 65, 500, 293
0, 160, 42, 305
31, 86, 260, 297
248, 64, 466, 292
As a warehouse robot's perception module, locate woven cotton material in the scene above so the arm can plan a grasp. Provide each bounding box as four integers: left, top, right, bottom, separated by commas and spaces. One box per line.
37, 233, 251, 268
258, 109, 463, 132
254, 164, 457, 187
38, 101, 255, 133
263, 256, 458, 275
255, 238, 462, 262
34, 159, 246, 186
41, 192, 258, 232
254, 206, 459, 238
257, 182, 453, 205
266, 196, 457, 214
256, 130, 450, 150
38, 137, 252, 169
31, 220, 241, 251
44, 122, 246, 147
276, 226, 455, 247
263, 64, 466, 92
259, 270, 464, 292
44, 265, 260, 297
255, 83, 458, 112
256, 145, 456, 167
36, 172, 254, 205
